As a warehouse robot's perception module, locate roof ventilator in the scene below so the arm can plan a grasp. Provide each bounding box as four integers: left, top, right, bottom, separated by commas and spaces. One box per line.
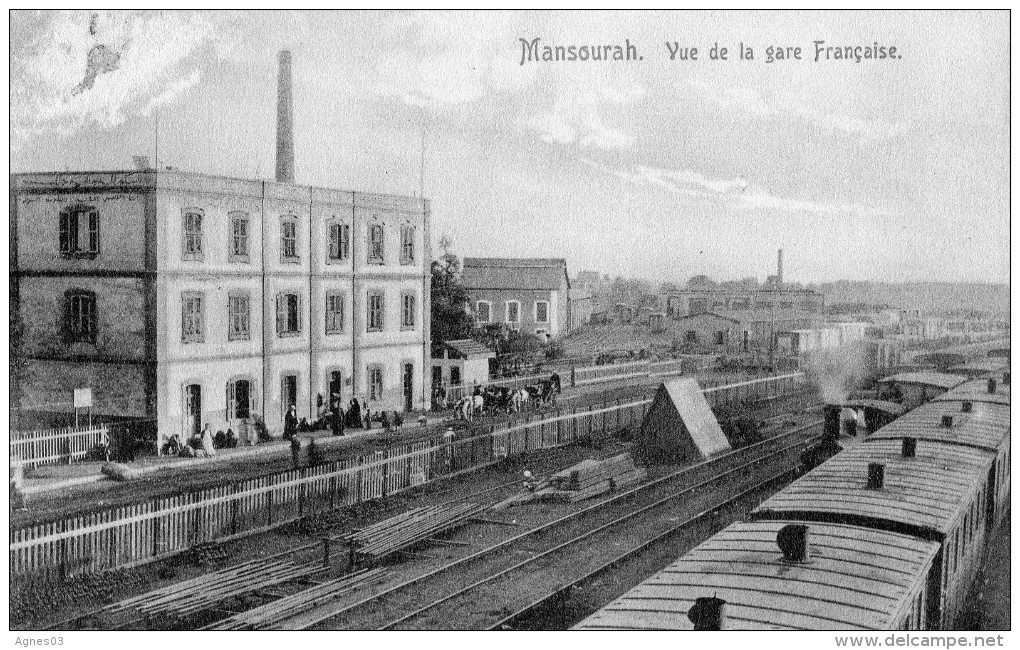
961, 401, 973, 413
687, 596, 726, 630
867, 462, 885, 489
941, 415, 954, 428
901, 437, 917, 458
777, 524, 810, 563
987, 378, 997, 394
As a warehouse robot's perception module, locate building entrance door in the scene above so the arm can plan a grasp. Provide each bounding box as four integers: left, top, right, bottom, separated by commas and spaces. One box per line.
403, 363, 414, 412
329, 371, 343, 410
184, 384, 201, 438
282, 375, 297, 418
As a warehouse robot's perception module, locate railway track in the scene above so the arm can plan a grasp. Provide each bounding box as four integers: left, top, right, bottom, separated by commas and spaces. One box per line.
292, 419, 822, 630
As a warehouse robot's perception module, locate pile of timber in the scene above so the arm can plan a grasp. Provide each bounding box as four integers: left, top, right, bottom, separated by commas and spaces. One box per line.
104, 557, 321, 622
340, 503, 487, 564
536, 453, 647, 503
202, 568, 386, 631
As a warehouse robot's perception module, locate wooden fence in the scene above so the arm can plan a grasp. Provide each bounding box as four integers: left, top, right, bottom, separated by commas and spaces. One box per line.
10, 425, 108, 470
10, 373, 806, 580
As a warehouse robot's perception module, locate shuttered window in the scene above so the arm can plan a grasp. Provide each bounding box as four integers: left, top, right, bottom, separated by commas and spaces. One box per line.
230, 212, 250, 262
367, 291, 384, 331
276, 293, 301, 335
328, 222, 350, 261
182, 293, 204, 342
228, 293, 250, 340
368, 224, 384, 263
183, 210, 203, 260
401, 292, 416, 329
325, 292, 345, 334
281, 218, 299, 261
369, 366, 383, 400
59, 205, 100, 258
400, 225, 415, 264
65, 289, 97, 343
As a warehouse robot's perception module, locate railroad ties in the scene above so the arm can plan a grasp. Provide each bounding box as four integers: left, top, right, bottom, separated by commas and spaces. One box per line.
538, 453, 648, 502
339, 503, 488, 566
203, 568, 388, 631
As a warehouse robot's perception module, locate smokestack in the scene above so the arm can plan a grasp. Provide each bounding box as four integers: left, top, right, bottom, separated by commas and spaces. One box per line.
777, 248, 784, 285
901, 437, 917, 458
777, 524, 810, 562
276, 50, 295, 183
687, 597, 726, 630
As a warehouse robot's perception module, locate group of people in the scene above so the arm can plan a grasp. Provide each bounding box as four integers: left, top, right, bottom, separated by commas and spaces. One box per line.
282, 394, 406, 440
161, 423, 238, 458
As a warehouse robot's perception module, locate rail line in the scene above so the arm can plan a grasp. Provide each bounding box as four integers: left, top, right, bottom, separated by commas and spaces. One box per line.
293, 420, 822, 630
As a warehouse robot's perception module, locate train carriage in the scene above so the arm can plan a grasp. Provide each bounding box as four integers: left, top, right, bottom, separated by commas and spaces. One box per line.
573, 520, 941, 630
577, 369, 1010, 631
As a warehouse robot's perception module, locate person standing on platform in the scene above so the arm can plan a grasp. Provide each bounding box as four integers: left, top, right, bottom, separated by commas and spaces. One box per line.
331, 401, 345, 437
283, 404, 298, 440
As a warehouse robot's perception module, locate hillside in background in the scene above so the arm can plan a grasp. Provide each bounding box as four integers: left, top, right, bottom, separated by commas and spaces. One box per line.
810, 281, 1009, 315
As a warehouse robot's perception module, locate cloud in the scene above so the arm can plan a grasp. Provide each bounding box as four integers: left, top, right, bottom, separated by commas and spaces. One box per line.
580, 157, 895, 217
11, 11, 218, 147
687, 79, 909, 139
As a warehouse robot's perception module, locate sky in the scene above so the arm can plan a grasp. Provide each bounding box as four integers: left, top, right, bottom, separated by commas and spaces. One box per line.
9, 10, 1010, 285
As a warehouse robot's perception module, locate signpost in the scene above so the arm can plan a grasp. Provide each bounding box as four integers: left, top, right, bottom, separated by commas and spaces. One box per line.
73, 388, 93, 428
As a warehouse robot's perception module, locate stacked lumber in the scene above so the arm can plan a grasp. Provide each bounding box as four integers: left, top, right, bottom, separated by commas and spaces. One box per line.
537, 453, 647, 503
341, 503, 487, 563
202, 568, 386, 630
104, 557, 320, 622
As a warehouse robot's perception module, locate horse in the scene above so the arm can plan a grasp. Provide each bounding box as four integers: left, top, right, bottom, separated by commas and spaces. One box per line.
472, 394, 485, 418
453, 396, 473, 421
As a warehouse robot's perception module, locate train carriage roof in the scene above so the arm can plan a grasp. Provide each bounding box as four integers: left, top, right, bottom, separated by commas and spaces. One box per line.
573, 520, 940, 631
933, 376, 1011, 407
877, 372, 967, 390
867, 397, 1010, 453
753, 439, 994, 537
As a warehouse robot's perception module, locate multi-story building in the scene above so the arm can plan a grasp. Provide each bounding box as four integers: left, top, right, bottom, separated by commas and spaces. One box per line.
462, 258, 573, 341
11, 169, 431, 446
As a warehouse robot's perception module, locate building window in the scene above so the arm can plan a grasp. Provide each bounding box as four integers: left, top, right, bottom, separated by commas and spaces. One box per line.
780, 301, 794, 309
506, 300, 521, 328
368, 223, 385, 264
230, 212, 250, 262
368, 365, 384, 400
64, 289, 97, 343
714, 330, 725, 345
401, 292, 416, 330
281, 217, 299, 262
367, 291, 384, 331
535, 301, 549, 323
59, 205, 100, 258
686, 330, 697, 343
400, 225, 415, 264
228, 292, 251, 341
276, 292, 301, 336
476, 301, 491, 323
325, 292, 345, 334
328, 222, 350, 262
182, 209, 204, 261
182, 292, 205, 343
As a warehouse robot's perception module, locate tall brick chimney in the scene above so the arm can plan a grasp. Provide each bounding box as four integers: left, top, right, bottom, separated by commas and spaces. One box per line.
777, 248, 784, 285
275, 50, 295, 183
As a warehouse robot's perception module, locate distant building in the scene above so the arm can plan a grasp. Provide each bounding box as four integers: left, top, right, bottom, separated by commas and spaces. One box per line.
568, 286, 593, 331
463, 258, 575, 340
431, 339, 495, 394
675, 312, 742, 352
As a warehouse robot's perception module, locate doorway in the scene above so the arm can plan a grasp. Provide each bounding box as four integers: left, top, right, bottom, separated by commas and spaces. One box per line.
184, 384, 201, 438
403, 363, 414, 412
329, 371, 343, 411
227, 379, 251, 420
282, 374, 297, 418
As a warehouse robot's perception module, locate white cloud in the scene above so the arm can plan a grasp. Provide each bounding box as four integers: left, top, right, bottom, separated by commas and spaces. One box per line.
687, 79, 909, 140
11, 11, 218, 147
581, 157, 895, 217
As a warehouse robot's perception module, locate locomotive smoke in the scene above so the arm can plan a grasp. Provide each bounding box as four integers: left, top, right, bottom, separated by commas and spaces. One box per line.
803, 343, 870, 404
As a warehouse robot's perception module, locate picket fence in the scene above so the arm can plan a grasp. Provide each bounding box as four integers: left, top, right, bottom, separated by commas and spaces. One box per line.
10, 373, 806, 580
10, 426, 108, 470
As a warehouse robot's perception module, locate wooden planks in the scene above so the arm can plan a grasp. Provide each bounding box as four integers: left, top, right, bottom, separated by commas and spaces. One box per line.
341, 503, 488, 564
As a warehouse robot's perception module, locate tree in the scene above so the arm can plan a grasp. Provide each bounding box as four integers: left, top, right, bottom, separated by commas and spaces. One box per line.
430, 236, 475, 351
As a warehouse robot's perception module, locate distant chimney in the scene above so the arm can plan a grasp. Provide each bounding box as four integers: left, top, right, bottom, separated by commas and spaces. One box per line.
777, 249, 784, 285
901, 437, 917, 458
275, 50, 295, 183
941, 415, 954, 428
687, 597, 726, 630
867, 462, 885, 489
777, 524, 809, 562
987, 378, 997, 394
132, 156, 151, 170
961, 401, 973, 413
